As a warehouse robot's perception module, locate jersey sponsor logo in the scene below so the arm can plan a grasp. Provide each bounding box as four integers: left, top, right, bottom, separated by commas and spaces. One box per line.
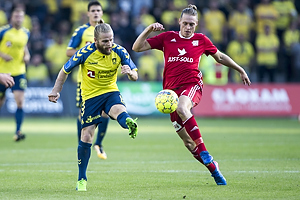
171, 38, 176, 42
178, 48, 187, 56
167, 56, 193, 63
88, 62, 98, 64
192, 40, 199, 46
87, 69, 95, 78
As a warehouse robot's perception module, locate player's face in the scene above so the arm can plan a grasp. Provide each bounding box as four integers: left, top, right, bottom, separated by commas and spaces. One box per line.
95, 31, 114, 55
11, 10, 25, 28
179, 14, 198, 38
88, 5, 103, 23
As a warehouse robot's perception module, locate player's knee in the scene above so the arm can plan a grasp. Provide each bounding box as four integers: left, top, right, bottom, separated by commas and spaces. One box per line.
176, 105, 189, 119
81, 128, 94, 143
183, 139, 196, 152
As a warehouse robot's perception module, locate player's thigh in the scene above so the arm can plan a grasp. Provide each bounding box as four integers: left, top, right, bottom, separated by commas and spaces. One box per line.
0, 84, 7, 108
11, 74, 27, 107
104, 91, 126, 120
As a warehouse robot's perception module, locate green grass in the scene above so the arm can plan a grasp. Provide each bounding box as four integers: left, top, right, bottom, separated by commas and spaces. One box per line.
0, 117, 299, 200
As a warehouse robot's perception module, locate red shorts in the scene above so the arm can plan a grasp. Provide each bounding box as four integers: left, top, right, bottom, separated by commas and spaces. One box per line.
170, 83, 203, 132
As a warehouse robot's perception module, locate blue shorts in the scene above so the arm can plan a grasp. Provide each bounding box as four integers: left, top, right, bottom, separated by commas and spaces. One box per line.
0, 74, 27, 98
81, 91, 125, 128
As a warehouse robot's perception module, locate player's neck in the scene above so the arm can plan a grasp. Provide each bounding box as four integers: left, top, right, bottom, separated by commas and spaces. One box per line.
90, 20, 99, 27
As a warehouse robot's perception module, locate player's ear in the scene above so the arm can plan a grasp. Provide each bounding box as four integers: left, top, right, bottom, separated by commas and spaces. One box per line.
94, 37, 97, 43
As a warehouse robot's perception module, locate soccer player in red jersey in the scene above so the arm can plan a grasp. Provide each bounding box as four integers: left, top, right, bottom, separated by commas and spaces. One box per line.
133, 4, 251, 185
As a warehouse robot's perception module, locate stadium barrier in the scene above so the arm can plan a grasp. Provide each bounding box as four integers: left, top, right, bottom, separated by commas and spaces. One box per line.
0, 82, 299, 117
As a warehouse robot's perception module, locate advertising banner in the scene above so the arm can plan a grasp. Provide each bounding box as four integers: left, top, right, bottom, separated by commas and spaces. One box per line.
192, 84, 300, 117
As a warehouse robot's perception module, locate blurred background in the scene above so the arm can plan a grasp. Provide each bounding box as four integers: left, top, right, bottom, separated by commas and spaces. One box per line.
0, 0, 300, 118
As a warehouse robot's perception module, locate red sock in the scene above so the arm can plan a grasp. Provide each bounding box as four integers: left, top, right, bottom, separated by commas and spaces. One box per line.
191, 146, 216, 173
183, 116, 207, 152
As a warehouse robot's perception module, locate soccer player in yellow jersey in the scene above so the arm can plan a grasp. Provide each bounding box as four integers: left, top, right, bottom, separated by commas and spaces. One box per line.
67, 1, 109, 159
0, 7, 30, 141
48, 22, 138, 191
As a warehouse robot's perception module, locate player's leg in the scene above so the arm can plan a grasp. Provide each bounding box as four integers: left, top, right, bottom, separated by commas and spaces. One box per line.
77, 124, 96, 191
104, 92, 137, 138
94, 111, 109, 159
12, 75, 27, 141
0, 85, 6, 108
77, 95, 105, 191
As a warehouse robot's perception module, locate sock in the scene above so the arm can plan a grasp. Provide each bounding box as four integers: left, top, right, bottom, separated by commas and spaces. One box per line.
15, 108, 24, 134
77, 117, 81, 143
77, 141, 92, 181
117, 111, 130, 129
191, 146, 216, 173
183, 116, 207, 152
95, 117, 109, 146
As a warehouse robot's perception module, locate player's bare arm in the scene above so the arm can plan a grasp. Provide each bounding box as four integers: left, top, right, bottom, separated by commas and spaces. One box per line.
121, 65, 138, 81
48, 69, 68, 103
211, 50, 251, 86
23, 46, 30, 63
0, 73, 15, 88
0, 51, 13, 62
132, 22, 164, 52
66, 49, 77, 57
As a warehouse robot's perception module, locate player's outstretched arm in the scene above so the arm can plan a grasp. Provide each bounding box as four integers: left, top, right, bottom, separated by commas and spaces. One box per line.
132, 22, 164, 52
0, 73, 14, 88
211, 50, 251, 86
48, 68, 68, 103
121, 65, 138, 81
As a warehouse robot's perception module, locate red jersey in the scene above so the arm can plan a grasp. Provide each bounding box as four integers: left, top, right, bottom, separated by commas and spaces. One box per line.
147, 31, 218, 90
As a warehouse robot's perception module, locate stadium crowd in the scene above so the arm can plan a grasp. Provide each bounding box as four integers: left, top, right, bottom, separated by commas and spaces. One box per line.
1, 0, 300, 85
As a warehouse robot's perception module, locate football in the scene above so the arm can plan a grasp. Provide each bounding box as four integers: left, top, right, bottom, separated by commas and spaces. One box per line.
155, 89, 179, 114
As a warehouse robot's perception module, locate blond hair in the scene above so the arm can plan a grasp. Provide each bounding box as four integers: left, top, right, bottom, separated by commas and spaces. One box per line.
94, 21, 112, 39
180, 4, 198, 18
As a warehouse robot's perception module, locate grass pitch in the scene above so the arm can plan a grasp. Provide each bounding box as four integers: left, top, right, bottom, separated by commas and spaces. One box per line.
0, 117, 299, 200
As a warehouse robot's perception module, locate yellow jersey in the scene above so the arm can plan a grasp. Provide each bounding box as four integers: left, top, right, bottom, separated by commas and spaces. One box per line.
63, 43, 137, 101
0, 25, 30, 76
67, 23, 95, 82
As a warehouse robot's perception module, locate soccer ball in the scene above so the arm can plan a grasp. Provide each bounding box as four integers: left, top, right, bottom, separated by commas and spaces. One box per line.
155, 89, 179, 114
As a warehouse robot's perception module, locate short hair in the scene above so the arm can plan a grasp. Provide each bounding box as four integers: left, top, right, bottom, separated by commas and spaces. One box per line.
88, 1, 102, 11
180, 4, 198, 18
94, 22, 113, 39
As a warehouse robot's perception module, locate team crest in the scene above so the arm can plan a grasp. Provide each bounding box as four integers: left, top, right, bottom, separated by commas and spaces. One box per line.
112, 58, 117, 64
192, 40, 199, 46
6, 41, 12, 47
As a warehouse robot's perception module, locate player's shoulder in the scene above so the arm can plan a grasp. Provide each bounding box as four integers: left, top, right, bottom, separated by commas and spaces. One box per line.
112, 43, 129, 56
0, 24, 12, 33
21, 27, 30, 35
72, 23, 91, 35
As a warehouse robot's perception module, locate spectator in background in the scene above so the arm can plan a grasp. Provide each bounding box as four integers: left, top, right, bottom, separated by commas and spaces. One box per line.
161, 1, 181, 31
272, 0, 297, 42
226, 33, 255, 83
137, 51, 159, 81
28, 17, 45, 56
26, 54, 50, 86
0, 7, 30, 141
45, 34, 68, 81
199, 55, 229, 85
254, 0, 278, 35
228, 0, 254, 41
283, 20, 300, 82
203, 0, 227, 51
255, 24, 280, 82
0, 7, 8, 26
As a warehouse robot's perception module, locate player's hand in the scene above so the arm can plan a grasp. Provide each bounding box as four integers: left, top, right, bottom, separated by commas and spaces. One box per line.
149, 22, 165, 32
240, 72, 251, 86
48, 92, 60, 103
2, 54, 13, 62
121, 65, 132, 76
0, 73, 14, 88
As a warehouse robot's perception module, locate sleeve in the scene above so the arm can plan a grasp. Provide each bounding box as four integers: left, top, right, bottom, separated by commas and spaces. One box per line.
203, 35, 218, 56
114, 44, 137, 70
63, 49, 86, 74
146, 32, 167, 51
67, 27, 85, 49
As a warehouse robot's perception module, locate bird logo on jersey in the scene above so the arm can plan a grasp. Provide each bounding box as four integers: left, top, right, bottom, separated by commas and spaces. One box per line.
178, 48, 187, 56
